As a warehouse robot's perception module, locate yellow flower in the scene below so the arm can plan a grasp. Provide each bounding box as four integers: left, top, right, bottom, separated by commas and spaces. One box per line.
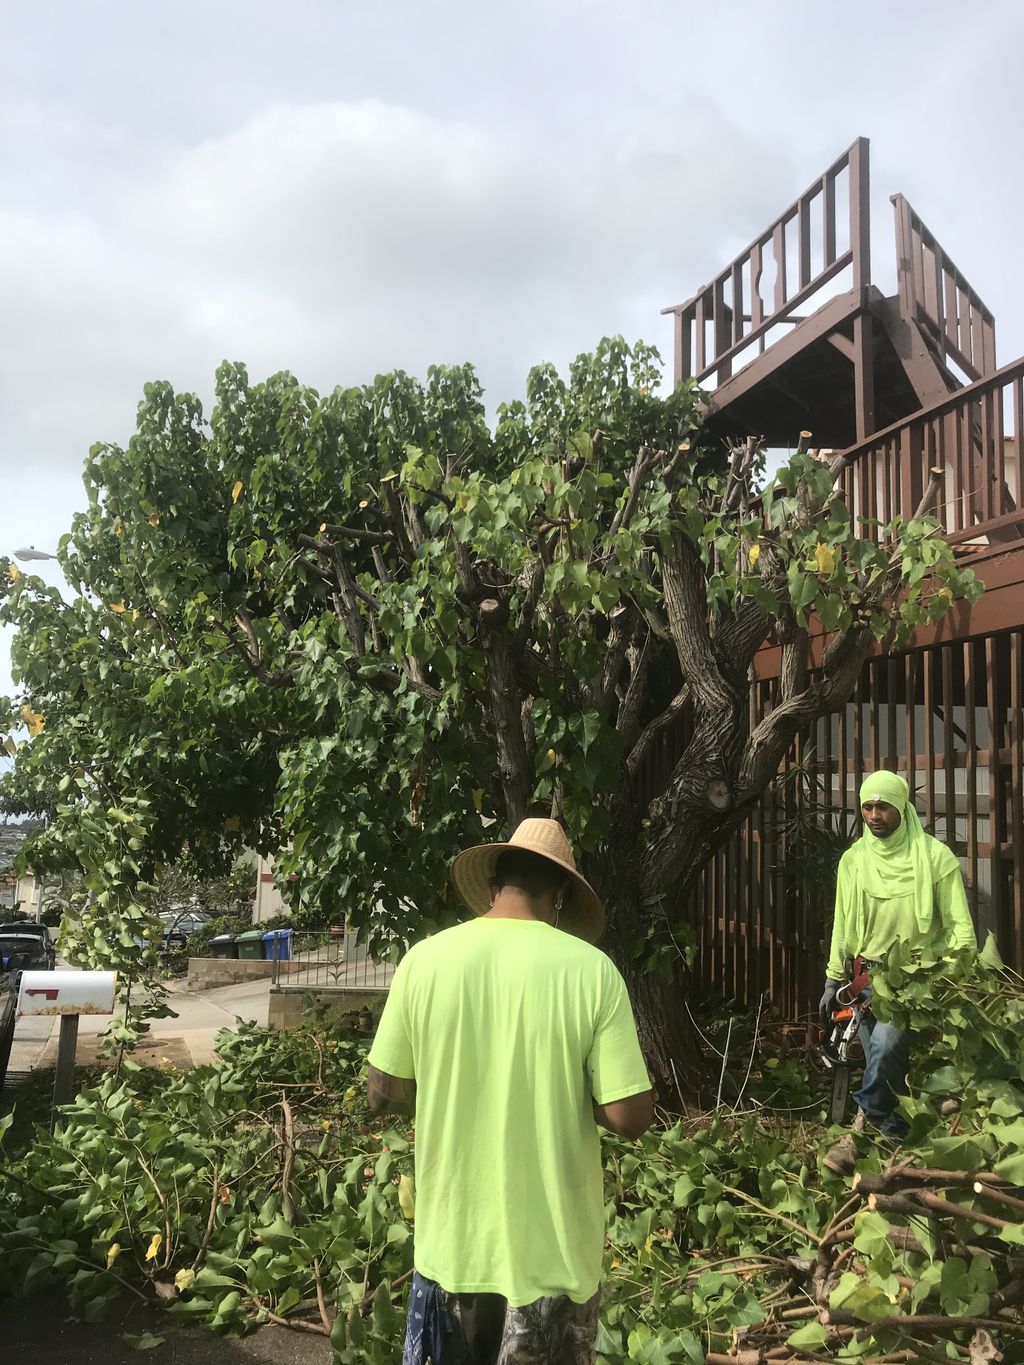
109, 602, 126, 613
149, 511, 160, 527
231, 480, 244, 503
747, 543, 761, 565
106, 1242, 122, 1268
814, 542, 836, 575
145, 1232, 163, 1262
6, 563, 21, 583
174, 1267, 196, 1292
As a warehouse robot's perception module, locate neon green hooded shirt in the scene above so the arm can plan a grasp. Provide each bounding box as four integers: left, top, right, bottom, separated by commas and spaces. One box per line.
826, 770, 976, 979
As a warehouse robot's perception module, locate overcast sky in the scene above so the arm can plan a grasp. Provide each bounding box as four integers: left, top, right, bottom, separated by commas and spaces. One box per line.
2, 0, 1023, 697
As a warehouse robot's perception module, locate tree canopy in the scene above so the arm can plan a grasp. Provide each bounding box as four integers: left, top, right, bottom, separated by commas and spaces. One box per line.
0, 338, 981, 1077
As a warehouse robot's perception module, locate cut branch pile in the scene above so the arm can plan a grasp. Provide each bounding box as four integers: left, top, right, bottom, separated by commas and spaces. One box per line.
705, 1160, 1023, 1364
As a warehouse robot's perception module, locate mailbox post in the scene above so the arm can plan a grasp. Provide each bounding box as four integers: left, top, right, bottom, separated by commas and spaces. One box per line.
18, 970, 117, 1127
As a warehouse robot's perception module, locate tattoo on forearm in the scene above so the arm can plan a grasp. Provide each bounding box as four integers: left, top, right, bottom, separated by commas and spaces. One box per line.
367, 1065, 416, 1116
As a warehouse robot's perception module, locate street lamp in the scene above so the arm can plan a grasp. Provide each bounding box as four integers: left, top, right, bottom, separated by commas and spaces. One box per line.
14, 547, 58, 562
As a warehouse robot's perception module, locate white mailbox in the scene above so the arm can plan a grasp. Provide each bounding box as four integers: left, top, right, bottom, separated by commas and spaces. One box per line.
18, 969, 117, 1017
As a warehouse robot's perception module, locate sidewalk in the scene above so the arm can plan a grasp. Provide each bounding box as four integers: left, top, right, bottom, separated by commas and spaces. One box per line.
9, 974, 274, 1073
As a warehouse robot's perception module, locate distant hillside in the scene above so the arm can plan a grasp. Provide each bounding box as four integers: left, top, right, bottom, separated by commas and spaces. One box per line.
0, 820, 41, 872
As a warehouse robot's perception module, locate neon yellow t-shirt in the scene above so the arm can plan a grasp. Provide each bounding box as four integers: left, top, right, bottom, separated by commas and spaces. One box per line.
367, 917, 650, 1306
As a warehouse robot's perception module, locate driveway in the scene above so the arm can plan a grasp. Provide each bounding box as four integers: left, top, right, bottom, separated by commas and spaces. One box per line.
7, 974, 274, 1075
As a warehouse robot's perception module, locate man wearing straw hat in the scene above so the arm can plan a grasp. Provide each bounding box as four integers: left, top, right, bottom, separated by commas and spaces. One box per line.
367, 817, 652, 1365
821, 770, 975, 1172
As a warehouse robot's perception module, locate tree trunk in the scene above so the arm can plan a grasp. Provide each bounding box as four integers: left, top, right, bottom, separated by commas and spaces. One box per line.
609, 943, 707, 1108
587, 781, 757, 1110
587, 831, 710, 1109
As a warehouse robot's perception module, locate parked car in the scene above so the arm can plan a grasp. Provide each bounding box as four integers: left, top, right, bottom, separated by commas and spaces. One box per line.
0, 922, 55, 970
0, 963, 15, 1095
157, 909, 212, 952
0, 931, 52, 979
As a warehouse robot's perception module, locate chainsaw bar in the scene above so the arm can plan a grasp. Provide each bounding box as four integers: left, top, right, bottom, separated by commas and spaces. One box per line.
829, 1064, 852, 1125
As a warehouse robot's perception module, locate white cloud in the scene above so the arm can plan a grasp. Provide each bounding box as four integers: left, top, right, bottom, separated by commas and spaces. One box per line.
3, 0, 1023, 700
2, 96, 788, 464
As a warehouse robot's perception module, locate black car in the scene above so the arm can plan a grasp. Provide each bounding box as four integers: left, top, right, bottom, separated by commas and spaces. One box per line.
0, 922, 55, 970
0, 952, 19, 1095
0, 932, 52, 977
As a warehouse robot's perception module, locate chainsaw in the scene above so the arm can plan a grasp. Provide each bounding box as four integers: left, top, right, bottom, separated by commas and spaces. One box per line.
819, 956, 872, 1124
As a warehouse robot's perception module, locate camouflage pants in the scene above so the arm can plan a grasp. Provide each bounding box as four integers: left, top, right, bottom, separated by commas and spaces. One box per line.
403, 1272, 600, 1365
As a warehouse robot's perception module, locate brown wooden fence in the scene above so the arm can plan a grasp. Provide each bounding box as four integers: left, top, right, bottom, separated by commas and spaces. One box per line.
681, 625, 1024, 1020
674, 359, 1024, 1020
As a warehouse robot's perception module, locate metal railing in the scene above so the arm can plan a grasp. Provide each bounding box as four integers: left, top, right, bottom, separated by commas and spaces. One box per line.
269, 929, 396, 992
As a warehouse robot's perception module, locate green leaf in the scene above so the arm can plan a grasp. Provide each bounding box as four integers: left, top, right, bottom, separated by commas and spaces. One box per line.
121, 1333, 165, 1351
786, 564, 817, 610
851, 1211, 892, 1262
980, 933, 1005, 970
786, 1321, 827, 1349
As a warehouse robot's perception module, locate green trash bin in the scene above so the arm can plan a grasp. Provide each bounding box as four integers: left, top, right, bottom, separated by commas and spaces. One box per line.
236, 928, 266, 961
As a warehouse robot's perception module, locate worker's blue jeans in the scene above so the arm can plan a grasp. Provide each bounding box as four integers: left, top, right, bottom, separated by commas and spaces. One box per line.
852, 990, 911, 1137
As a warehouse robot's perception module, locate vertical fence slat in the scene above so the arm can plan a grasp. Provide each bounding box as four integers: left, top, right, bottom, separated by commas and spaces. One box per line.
984, 636, 1001, 947
1011, 634, 1024, 966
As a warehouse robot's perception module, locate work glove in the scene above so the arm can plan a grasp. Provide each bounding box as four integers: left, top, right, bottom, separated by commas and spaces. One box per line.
819, 979, 841, 1030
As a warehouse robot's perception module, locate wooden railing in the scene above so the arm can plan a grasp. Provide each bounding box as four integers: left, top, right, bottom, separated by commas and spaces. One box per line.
833, 355, 1024, 543
892, 194, 997, 385
662, 137, 870, 386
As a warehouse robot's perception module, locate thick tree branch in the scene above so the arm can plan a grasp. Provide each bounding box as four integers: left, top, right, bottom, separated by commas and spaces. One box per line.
380, 477, 414, 566
614, 630, 650, 756
779, 623, 809, 703
723, 435, 760, 513
737, 622, 872, 800
661, 535, 735, 711
593, 604, 633, 713
343, 657, 441, 703
625, 684, 691, 782
321, 523, 393, 545
328, 546, 366, 655
222, 617, 297, 690
478, 620, 532, 827
510, 559, 545, 655
711, 599, 773, 676
609, 445, 659, 537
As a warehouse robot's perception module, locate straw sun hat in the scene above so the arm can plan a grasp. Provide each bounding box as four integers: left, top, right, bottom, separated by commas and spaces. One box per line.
449, 817, 606, 944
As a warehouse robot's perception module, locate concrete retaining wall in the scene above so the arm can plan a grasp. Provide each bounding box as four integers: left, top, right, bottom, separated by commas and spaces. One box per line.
187, 957, 298, 990
268, 987, 382, 1030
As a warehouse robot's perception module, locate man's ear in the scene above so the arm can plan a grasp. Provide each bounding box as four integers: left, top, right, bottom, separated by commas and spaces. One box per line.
487, 879, 499, 907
